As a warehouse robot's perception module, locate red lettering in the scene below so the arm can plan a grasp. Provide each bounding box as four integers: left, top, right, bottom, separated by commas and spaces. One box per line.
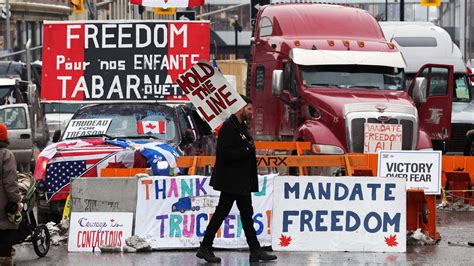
77, 231, 82, 248
218, 85, 237, 106
117, 231, 123, 246
198, 106, 215, 122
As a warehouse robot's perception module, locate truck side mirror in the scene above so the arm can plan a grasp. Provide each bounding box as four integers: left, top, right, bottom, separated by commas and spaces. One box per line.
272, 70, 284, 96
412, 77, 427, 104
52, 129, 61, 143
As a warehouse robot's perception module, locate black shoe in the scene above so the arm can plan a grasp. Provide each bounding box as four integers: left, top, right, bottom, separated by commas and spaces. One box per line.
249, 249, 277, 262
196, 245, 221, 263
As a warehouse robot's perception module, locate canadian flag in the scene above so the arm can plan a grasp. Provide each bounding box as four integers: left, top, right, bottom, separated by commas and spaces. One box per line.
137, 121, 166, 134
129, 0, 204, 8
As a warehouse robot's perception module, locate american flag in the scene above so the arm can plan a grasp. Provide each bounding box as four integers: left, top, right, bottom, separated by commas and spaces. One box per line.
44, 148, 121, 201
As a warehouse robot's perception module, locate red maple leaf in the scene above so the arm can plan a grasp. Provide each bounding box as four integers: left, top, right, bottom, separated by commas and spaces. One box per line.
146, 123, 156, 130
385, 234, 398, 247
279, 234, 292, 247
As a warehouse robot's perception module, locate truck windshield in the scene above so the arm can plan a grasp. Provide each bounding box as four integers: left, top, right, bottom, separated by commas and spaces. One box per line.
300, 65, 405, 91
64, 103, 178, 143
44, 103, 82, 114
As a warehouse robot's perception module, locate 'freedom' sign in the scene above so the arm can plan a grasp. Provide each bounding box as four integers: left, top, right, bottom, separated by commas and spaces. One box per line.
377, 150, 442, 195
175, 60, 246, 130
41, 21, 209, 102
272, 176, 406, 253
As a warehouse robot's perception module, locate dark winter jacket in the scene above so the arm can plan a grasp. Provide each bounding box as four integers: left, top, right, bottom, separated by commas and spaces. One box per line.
210, 115, 258, 195
0, 143, 20, 230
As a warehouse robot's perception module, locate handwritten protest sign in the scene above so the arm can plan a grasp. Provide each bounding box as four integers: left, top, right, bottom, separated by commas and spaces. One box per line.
364, 123, 403, 153
272, 176, 406, 252
63, 119, 111, 139
135, 175, 274, 249
41, 21, 209, 102
378, 150, 442, 195
175, 60, 247, 129
68, 212, 133, 252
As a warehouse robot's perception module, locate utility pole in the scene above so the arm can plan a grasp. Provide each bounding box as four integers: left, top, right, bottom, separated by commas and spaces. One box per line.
232, 17, 242, 59
385, 0, 388, 21
5, 0, 11, 51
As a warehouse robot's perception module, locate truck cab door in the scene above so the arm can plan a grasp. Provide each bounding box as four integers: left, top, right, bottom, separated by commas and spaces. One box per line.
409, 64, 454, 141
0, 103, 33, 172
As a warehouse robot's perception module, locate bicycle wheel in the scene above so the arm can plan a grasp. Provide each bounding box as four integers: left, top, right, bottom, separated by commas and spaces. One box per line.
32, 224, 51, 257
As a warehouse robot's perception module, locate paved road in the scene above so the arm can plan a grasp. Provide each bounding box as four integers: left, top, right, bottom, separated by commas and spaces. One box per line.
14, 210, 474, 265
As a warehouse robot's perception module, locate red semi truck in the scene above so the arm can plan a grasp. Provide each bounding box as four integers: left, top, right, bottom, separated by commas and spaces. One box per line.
248, 3, 454, 164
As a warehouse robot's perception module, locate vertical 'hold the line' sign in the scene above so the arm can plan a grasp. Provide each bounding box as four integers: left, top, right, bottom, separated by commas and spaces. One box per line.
175, 60, 246, 130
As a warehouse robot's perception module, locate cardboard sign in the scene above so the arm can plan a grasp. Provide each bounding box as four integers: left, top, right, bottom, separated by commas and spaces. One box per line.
68, 212, 133, 252
377, 150, 442, 195
63, 119, 111, 139
135, 175, 275, 249
364, 123, 403, 153
272, 176, 406, 253
175, 60, 247, 130
41, 21, 210, 102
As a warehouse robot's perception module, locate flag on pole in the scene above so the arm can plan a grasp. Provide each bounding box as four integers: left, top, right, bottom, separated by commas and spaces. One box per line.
129, 0, 204, 8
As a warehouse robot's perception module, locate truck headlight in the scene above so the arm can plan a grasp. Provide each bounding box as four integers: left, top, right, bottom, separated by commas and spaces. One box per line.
311, 144, 345, 155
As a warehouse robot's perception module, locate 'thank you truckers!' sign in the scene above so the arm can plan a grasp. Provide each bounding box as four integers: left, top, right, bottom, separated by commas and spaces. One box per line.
41, 21, 210, 102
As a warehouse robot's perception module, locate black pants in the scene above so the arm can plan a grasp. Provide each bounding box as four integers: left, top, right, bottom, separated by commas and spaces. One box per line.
0, 230, 16, 257
202, 192, 260, 251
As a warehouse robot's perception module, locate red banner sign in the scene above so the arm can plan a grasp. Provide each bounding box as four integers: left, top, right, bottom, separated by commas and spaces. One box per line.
41, 21, 210, 102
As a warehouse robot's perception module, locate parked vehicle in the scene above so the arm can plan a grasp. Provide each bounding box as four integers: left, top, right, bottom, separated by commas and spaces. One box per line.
380, 22, 474, 154
35, 102, 216, 223
0, 61, 49, 171
248, 3, 454, 172
44, 103, 82, 142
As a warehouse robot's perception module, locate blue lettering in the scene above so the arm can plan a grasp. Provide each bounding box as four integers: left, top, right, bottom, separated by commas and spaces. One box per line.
253, 213, 264, 235
384, 183, 396, 201
284, 182, 300, 199
345, 211, 360, 231
254, 176, 267, 196
282, 210, 299, 232
331, 210, 344, 231
195, 178, 207, 196
349, 184, 363, 201
300, 210, 313, 232
367, 183, 381, 200
383, 212, 401, 232
303, 183, 316, 200
154, 179, 166, 199
315, 210, 328, 231
196, 213, 207, 237
364, 212, 382, 233
318, 182, 331, 200
335, 183, 349, 201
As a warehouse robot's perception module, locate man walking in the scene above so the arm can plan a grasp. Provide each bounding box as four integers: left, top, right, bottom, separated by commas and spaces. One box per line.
196, 95, 277, 263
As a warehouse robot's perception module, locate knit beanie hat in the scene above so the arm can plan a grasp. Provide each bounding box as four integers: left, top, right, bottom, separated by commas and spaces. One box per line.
0, 123, 7, 141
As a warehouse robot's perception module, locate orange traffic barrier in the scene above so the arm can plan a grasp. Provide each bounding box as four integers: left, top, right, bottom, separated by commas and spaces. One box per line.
441, 156, 474, 204
100, 168, 147, 177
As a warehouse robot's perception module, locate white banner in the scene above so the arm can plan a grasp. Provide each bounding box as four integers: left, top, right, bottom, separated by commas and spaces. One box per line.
68, 212, 133, 252
175, 60, 247, 130
63, 119, 112, 139
377, 150, 442, 195
135, 175, 275, 249
272, 176, 406, 253
364, 123, 403, 153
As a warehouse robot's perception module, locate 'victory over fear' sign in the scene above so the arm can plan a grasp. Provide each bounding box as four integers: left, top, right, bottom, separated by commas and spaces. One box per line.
377, 150, 442, 195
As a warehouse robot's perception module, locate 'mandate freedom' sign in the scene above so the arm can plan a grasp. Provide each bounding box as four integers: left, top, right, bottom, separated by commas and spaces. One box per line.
41, 21, 209, 102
